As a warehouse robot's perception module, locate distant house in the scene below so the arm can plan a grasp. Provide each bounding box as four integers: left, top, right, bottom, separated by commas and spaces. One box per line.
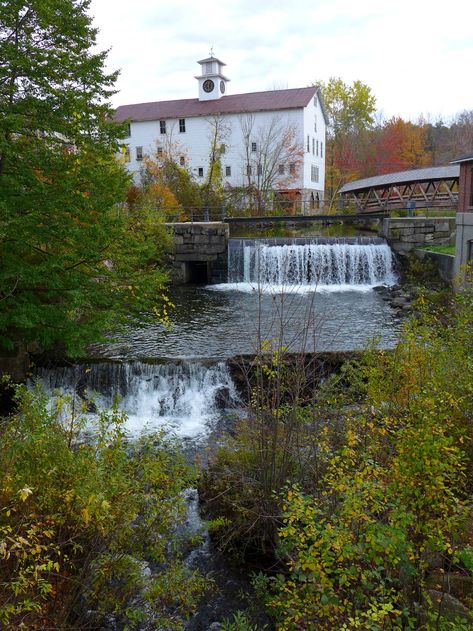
113, 55, 327, 209
452, 152, 473, 282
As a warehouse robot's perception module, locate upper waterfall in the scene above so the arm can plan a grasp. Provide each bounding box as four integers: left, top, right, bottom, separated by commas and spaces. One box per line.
33, 361, 240, 438
226, 237, 397, 291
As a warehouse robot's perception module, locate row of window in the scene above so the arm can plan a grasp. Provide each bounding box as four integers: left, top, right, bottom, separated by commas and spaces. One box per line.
125, 102, 320, 142
194, 163, 298, 178
159, 119, 186, 134
127, 145, 303, 173
130, 128, 321, 158
125, 147, 317, 183
306, 135, 323, 157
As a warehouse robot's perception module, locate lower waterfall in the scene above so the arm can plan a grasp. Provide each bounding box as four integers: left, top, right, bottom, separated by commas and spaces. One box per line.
34, 361, 239, 438
226, 237, 397, 291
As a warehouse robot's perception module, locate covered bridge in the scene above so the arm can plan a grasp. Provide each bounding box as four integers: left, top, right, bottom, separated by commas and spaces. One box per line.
339, 165, 460, 213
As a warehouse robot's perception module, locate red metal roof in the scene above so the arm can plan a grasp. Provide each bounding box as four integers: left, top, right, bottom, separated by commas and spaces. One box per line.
113, 86, 317, 122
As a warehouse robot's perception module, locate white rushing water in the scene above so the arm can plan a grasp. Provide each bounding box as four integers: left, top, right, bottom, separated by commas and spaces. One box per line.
218, 238, 397, 293
34, 361, 239, 438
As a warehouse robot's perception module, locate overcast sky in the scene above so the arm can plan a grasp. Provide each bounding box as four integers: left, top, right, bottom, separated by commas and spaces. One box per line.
89, 0, 472, 123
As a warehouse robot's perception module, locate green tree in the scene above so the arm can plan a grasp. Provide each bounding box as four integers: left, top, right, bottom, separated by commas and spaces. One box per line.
317, 78, 376, 208
0, 0, 169, 356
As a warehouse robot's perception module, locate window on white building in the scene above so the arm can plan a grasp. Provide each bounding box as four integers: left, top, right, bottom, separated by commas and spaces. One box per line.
225, 166, 231, 177
246, 164, 252, 176
157, 147, 163, 157
220, 143, 226, 154
313, 96, 318, 107
278, 164, 285, 175
307, 135, 310, 152
321, 141, 323, 158
136, 146, 143, 161
124, 146, 130, 163
198, 167, 204, 177
126, 123, 131, 137
312, 138, 315, 155
316, 140, 319, 156
311, 165, 319, 182
314, 116, 317, 132
289, 163, 295, 175
179, 119, 186, 133
251, 142, 257, 152
205, 62, 213, 74
257, 164, 262, 176
160, 120, 166, 134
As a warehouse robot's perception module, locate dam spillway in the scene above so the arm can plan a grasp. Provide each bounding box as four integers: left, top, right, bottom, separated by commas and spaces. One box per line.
227, 237, 397, 289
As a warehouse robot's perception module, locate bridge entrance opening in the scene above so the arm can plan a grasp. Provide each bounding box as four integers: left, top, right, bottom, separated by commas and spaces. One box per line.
186, 261, 209, 284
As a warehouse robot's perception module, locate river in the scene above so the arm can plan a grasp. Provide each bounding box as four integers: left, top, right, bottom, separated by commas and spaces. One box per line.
32, 237, 402, 628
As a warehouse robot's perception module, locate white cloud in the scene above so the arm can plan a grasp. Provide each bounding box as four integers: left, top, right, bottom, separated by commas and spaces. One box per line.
90, 0, 473, 121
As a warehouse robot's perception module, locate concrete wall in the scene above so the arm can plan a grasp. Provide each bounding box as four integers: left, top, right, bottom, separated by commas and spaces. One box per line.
454, 212, 473, 282
415, 249, 455, 284
380, 217, 456, 255
168, 222, 229, 284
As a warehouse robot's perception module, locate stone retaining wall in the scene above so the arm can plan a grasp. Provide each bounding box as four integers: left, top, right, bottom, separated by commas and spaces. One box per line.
414, 249, 455, 284
168, 222, 229, 284
380, 217, 456, 255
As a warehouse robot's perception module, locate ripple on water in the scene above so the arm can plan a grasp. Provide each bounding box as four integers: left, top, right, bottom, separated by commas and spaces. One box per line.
90, 285, 401, 361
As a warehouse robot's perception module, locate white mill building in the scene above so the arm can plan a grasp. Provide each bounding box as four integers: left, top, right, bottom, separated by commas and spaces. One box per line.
114, 55, 327, 209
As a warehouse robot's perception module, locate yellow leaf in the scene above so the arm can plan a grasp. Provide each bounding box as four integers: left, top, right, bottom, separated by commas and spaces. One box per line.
19, 487, 33, 502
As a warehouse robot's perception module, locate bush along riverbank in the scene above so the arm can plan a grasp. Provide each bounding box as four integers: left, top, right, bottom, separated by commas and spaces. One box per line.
0, 385, 208, 630
200, 289, 473, 630
1, 285, 471, 630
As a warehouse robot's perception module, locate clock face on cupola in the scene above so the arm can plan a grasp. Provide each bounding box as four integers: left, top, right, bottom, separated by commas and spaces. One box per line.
196, 51, 230, 101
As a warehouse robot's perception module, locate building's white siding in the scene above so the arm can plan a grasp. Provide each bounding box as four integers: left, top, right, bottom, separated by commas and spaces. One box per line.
124, 100, 325, 204
302, 94, 326, 198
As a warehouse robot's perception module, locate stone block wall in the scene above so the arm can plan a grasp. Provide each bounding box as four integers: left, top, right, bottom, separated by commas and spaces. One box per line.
415, 249, 455, 284
454, 212, 473, 283
168, 222, 229, 284
380, 217, 456, 255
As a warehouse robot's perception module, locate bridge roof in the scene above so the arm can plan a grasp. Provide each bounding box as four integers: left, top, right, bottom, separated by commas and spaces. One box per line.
451, 151, 473, 164
339, 165, 460, 194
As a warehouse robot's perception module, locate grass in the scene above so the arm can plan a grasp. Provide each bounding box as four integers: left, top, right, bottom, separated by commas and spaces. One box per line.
418, 244, 456, 255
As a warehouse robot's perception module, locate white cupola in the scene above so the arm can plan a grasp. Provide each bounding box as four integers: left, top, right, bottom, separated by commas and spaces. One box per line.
195, 51, 230, 101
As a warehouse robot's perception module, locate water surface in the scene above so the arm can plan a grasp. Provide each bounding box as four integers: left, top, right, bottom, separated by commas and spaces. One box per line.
90, 285, 400, 360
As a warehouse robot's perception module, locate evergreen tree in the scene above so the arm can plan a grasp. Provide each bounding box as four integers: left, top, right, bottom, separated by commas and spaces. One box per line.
0, 0, 169, 356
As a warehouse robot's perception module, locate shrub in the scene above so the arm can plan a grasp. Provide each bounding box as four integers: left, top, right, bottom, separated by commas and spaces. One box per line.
0, 385, 206, 629
267, 295, 473, 629
201, 290, 473, 629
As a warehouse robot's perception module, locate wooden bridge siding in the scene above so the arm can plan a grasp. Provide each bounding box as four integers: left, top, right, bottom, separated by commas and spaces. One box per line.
346, 178, 459, 213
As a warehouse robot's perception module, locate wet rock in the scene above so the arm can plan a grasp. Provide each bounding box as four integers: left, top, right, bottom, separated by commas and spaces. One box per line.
391, 297, 408, 308
214, 386, 231, 410
99, 614, 117, 630
207, 623, 222, 630
422, 550, 445, 570
426, 572, 473, 600
425, 589, 473, 621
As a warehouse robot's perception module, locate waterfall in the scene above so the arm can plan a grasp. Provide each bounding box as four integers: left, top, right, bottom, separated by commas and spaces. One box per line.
226, 237, 397, 291
33, 361, 239, 438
